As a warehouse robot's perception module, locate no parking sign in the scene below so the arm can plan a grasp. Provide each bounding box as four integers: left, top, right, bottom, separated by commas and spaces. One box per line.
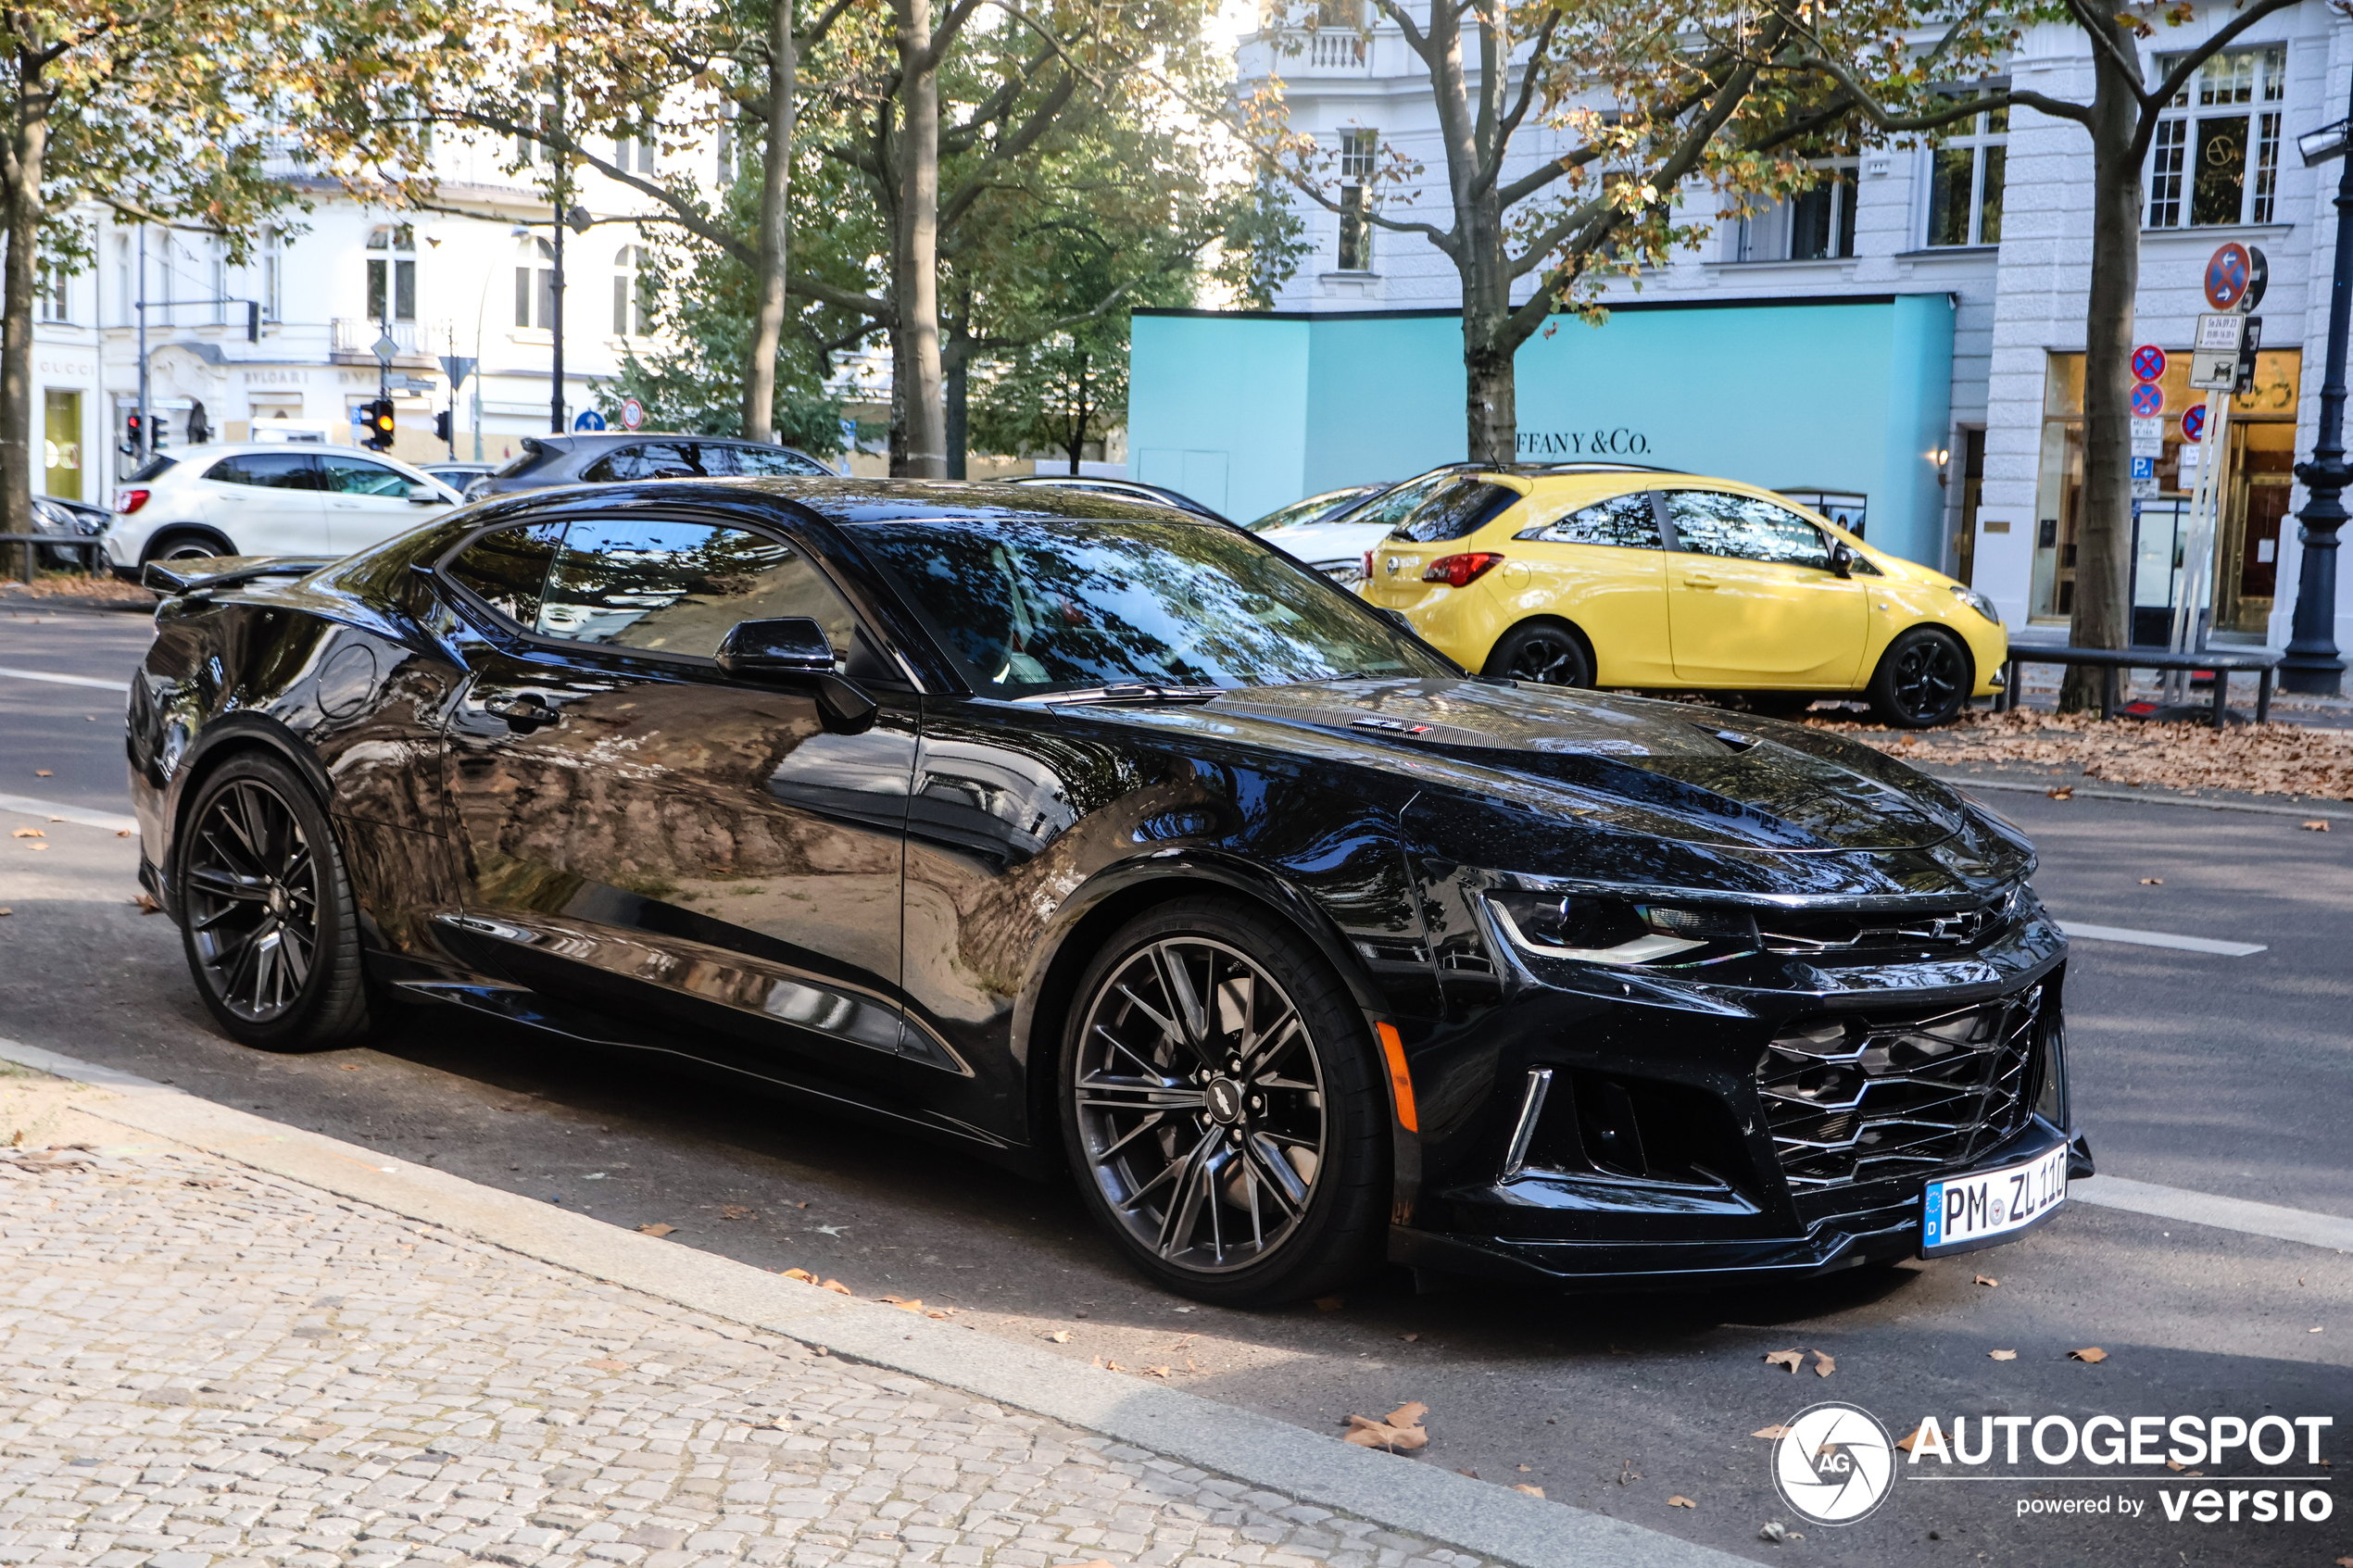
2130, 383, 2164, 419
2132, 345, 2167, 382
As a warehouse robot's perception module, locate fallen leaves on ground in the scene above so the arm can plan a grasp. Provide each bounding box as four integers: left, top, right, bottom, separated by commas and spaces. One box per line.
0, 908, 12, 916
1145, 1365, 1171, 1379
132, 893, 161, 915
1046, 1329, 1073, 1343
1763, 1349, 1805, 1373
1399, 1332, 1420, 1342
1989, 1349, 2019, 1361
11, 827, 44, 838
1343, 1400, 1430, 1452
1751, 1425, 1790, 1440
1512, 1484, 1544, 1498
2046, 785, 2074, 799
778, 1269, 851, 1294
32, 770, 50, 778
2139, 877, 2164, 885
1974, 1273, 1999, 1287
1895, 1426, 1924, 1454
1813, 1351, 1835, 1377
2306, 820, 2333, 831
1758, 1521, 1790, 1543
336, 1064, 360, 1073
637, 1223, 676, 1237
2070, 1347, 2108, 1363
878, 1295, 926, 1314
1667, 1495, 1697, 1509
1809, 709, 2353, 800
719, 1204, 753, 1220
115, 829, 130, 837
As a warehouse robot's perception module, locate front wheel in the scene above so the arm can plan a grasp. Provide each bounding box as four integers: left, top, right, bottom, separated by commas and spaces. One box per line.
1060, 898, 1390, 1306
1483, 621, 1593, 687
177, 751, 372, 1050
1868, 627, 1971, 728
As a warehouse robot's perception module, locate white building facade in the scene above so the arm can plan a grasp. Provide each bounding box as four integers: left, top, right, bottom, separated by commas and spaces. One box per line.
1173, 2, 2353, 661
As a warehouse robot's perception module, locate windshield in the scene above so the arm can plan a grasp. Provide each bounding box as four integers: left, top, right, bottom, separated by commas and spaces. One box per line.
1246, 487, 1375, 533
850, 516, 1453, 696
124, 456, 178, 484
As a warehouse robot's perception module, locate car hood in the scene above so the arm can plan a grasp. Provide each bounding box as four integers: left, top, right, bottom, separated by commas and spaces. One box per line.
1126, 677, 1976, 857
1258, 521, 1394, 565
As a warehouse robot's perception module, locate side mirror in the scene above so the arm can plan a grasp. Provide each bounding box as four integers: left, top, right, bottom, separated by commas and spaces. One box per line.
406, 483, 442, 505
717, 617, 877, 734
1828, 541, 1855, 579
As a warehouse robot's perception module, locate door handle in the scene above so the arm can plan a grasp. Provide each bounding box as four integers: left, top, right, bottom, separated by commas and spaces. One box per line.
1681, 573, 1718, 589
484, 693, 560, 726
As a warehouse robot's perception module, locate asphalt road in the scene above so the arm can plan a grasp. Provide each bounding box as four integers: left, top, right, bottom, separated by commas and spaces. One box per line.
3, 602, 2347, 1568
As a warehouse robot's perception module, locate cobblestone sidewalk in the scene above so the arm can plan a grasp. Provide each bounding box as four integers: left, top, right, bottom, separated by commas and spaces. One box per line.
0, 1130, 1480, 1568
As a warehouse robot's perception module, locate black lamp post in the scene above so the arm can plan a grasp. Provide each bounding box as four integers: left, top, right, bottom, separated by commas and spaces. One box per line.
2286, 96, 2353, 695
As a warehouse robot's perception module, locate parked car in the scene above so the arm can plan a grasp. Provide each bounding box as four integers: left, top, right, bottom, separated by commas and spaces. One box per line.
127, 477, 2082, 1305
1256, 468, 1473, 583
1356, 466, 2007, 727
1241, 483, 1387, 535
1002, 473, 1234, 526
100, 444, 464, 578
465, 433, 837, 500
421, 460, 500, 490
31, 495, 111, 571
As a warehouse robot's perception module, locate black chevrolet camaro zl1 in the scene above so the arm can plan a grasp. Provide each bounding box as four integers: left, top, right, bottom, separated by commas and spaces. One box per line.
127, 479, 2092, 1304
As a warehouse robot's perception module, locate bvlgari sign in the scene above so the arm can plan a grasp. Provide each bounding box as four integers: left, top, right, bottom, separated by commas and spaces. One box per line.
1516, 426, 1652, 458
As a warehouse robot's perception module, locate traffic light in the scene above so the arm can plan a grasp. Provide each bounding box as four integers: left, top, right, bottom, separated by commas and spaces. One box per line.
363, 398, 396, 452
434, 409, 452, 444
152, 412, 170, 450
120, 412, 143, 456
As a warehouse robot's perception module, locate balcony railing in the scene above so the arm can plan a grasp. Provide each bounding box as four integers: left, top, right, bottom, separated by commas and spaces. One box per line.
331, 319, 441, 357
1307, 30, 1367, 68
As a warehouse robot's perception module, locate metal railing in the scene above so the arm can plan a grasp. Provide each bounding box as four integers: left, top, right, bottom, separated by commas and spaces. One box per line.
331, 318, 437, 356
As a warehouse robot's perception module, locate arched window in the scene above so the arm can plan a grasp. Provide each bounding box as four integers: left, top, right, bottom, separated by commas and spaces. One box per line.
514, 237, 554, 330
367, 224, 417, 323
612, 245, 653, 337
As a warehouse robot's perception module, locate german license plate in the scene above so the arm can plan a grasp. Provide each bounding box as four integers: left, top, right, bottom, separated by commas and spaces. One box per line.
1922, 1147, 2069, 1253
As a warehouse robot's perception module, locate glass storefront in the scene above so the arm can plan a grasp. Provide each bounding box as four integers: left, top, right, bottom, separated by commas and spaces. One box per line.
43, 389, 82, 502
2034, 348, 2298, 635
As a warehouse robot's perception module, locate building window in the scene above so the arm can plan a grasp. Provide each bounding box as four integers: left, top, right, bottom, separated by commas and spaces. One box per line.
612, 245, 654, 336
209, 245, 226, 326
2148, 45, 2284, 228
367, 223, 417, 323
1926, 94, 2007, 247
515, 238, 556, 329
261, 229, 282, 322
612, 124, 658, 174
516, 100, 560, 167
115, 234, 131, 327
1790, 163, 1858, 259
36, 262, 69, 323
1337, 128, 1376, 271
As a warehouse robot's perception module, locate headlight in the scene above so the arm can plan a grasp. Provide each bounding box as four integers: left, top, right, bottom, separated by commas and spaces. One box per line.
1951, 584, 2003, 625
1484, 891, 1758, 966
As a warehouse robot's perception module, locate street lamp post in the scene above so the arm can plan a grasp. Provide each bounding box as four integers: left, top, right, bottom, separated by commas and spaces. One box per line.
2286, 94, 2353, 695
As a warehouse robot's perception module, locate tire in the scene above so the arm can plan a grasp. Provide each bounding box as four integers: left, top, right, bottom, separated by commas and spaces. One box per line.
1059, 897, 1390, 1306
1483, 621, 1593, 687
176, 751, 371, 1051
146, 531, 234, 564
1867, 627, 1971, 729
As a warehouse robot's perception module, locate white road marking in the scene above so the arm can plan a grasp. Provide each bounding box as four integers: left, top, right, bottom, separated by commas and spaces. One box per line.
0, 665, 131, 693
2058, 921, 2266, 957
0, 793, 138, 834
2073, 1173, 2353, 1253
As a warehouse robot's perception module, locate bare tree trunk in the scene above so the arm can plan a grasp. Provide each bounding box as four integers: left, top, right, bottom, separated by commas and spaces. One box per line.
0, 77, 44, 564
2063, 25, 2143, 709
1064, 356, 1089, 473
741, 0, 796, 443
942, 288, 971, 477
1461, 198, 1514, 465
890, 0, 947, 479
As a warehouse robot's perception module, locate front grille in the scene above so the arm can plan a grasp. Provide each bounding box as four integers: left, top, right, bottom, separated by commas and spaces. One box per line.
1756, 887, 2020, 957
1755, 986, 2045, 1191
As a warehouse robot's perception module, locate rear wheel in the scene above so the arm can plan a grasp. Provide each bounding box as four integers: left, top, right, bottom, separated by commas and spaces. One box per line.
177, 751, 371, 1051
1483, 621, 1593, 687
1060, 898, 1389, 1305
146, 531, 234, 564
1868, 627, 1971, 729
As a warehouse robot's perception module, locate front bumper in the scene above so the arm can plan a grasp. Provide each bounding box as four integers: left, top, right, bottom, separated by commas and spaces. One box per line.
1384, 902, 2085, 1288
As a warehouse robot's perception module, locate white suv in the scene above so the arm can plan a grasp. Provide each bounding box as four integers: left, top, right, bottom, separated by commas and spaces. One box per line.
103, 443, 464, 577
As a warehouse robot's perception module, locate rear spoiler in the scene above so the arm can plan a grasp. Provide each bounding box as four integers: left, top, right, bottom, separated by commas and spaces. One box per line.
143, 555, 336, 595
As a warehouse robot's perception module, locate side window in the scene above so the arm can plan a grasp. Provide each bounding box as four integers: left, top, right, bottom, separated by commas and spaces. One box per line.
583, 444, 709, 482
693, 445, 742, 477
320, 454, 412, 497
1664, 491, 1831, 571
205, 452, 317, 490
734, 445, 829, 477
581, 445, 640, 482
1516, 492, 1661, 548
443, 521, 564, 625
535, 519, 860, 665
1389, 478, 1519, 543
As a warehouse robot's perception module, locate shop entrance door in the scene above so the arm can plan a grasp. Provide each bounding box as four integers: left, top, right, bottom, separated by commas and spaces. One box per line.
43, 390, 81, 500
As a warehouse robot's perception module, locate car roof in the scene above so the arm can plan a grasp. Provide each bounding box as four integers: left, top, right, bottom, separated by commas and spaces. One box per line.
523, 432, 798, 453
487, 476, 1228, 528
163, 442, 434, 473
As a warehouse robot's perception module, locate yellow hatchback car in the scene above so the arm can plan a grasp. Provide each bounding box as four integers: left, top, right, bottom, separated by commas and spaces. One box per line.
1353, 465, 2007, 727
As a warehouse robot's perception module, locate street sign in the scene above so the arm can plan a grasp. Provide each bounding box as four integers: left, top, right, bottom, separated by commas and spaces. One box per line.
2204, 243, 2254, 309
620, 397, 644, 431
2182, 403, 2207, 442
2131, 433, 2164, 458
2131, 455, 2158, 499
573, 408, 608, 432
2132, 345, 2168, 382
371, 332, 401, 363
2130, 383, 2165, 419
2188, 314, 2244, 389
438, 356, 477, 392
2242, 245, 2269, 313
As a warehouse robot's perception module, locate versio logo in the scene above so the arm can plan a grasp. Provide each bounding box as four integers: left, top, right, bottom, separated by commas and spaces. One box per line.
1772, 1403, 1897, 1525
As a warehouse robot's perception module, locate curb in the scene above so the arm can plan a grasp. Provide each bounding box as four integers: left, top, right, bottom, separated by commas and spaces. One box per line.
0, 1035, 1751, 1568
1926, 771, 2350, 821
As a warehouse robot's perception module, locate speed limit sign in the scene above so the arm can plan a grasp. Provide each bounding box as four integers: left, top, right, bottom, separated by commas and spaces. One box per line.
620, 396, 644, 431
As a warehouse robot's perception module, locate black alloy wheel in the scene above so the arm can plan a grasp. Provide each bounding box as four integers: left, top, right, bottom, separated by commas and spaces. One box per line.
1063, 900, 1387, 1304
1484, 621, 1594, 687
1868, 627, 1970, 729
178, 752, 371, 1049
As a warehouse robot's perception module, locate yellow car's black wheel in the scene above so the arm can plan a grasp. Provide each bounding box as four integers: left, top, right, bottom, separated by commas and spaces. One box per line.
1485, 621, 1593, 687
1868, 628, 1970, 728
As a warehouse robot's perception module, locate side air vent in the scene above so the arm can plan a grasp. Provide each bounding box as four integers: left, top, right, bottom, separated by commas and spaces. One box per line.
1503, 1067, 1743, 1191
